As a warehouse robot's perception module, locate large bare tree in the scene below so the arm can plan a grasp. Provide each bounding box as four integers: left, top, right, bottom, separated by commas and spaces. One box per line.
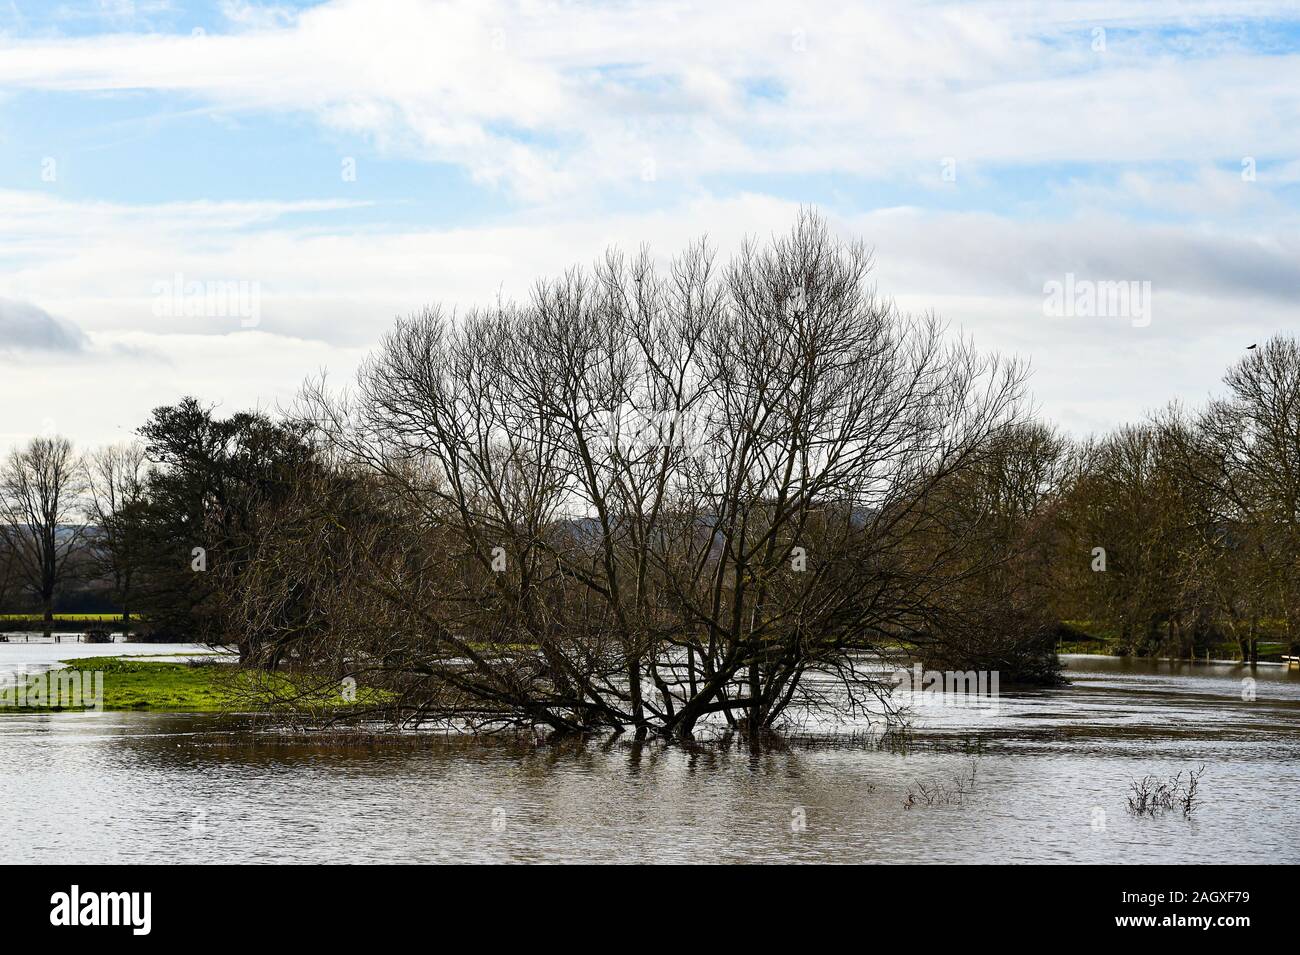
236, 213, 1031, 739
0, 436, 87, 638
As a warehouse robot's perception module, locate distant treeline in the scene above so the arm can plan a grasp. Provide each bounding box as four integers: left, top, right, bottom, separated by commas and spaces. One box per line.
2, 215, 1296, 736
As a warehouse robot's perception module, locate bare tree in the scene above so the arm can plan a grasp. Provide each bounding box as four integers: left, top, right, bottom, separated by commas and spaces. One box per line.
83, 442, 149, 633
912, 420, 1071, 678
1061, 423, 1193, 655
1054, 346, 1300, 664
1184, 337, 1300, 656
0, 437, 87, 638
0, 531, 18, 619
239, 213, 1031, 740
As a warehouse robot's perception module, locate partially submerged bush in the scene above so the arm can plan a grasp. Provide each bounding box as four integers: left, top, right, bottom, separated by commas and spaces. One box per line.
906, 763, 979, 808
1127, 765, 1206, 817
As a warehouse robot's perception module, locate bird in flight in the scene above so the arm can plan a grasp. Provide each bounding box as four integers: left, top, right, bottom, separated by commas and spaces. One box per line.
1247, 344, 1257, 350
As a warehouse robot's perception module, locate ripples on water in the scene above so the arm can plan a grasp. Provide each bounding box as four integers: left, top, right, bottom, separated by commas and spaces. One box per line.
1, 646, 1297, 863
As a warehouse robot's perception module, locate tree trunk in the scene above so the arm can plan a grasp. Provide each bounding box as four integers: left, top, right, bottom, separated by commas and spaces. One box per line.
628, 657, 646, 740
748, 661, 760, 733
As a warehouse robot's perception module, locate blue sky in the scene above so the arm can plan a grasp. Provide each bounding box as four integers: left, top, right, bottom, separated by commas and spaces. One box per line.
1, 0, 1298, 449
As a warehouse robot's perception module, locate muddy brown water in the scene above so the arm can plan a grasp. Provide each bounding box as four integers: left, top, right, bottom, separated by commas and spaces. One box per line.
1, 647, 1297, 863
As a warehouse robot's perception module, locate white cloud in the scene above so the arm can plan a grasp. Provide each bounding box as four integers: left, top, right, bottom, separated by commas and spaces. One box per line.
2, 190, 1295, 450
1, 1, 1297, 450
0, 328, 368, 452
1, 1, 1298, 199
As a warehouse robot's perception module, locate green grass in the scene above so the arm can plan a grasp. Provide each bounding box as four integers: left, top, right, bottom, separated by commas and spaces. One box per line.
0, 612, 137, 633
0, 656, 388, 714
0, 657, 232, 712
1057, 620, 1293, 661
0, 613, 127, 621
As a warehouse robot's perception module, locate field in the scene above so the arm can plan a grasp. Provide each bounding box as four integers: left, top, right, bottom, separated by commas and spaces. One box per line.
0, 613, 134, 633
0, 613, 125, 621
1057, 620, 1290, 661
0, 655, 387, 713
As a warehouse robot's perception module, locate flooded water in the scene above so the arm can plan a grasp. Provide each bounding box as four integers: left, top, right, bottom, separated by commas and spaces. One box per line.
0, 638, 223, 687
1, 646, 1297, 863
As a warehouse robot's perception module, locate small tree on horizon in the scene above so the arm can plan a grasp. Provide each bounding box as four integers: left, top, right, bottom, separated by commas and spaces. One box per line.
83, 442, 149, 633
0, 436, 88, 638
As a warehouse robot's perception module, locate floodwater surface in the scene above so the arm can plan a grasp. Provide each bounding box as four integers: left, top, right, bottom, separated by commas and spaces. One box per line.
1, 645, 1297, 863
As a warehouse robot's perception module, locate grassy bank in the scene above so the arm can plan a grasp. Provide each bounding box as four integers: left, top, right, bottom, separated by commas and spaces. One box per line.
0, 656, 382, 714
0, 657, 232, 712
1056, 620, 1290, 662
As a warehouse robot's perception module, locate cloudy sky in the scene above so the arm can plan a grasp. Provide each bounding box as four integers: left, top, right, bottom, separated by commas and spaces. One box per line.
1, 0, 1297, 452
